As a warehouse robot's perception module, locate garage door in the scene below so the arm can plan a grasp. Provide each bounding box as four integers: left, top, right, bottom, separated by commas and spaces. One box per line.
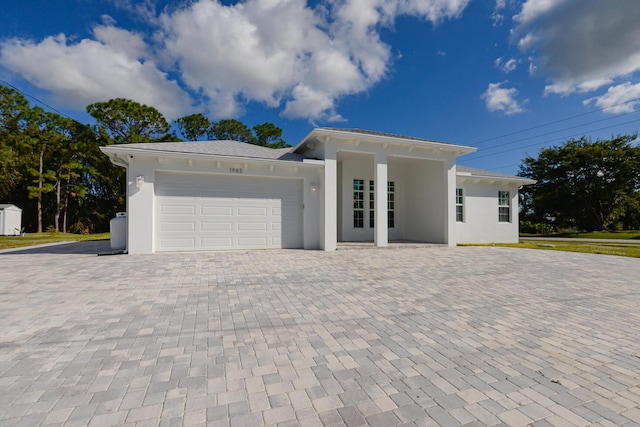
155, 172, 303, 251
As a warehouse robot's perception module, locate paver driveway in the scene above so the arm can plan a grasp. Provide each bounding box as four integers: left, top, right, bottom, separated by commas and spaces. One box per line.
1, 243, 640, 427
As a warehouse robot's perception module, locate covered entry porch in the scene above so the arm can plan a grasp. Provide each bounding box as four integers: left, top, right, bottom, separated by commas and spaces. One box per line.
334, 151, 455, 247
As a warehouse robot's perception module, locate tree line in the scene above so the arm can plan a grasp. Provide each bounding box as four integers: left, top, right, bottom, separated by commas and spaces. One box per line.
0, 85, 289, 233
2, 82, 638, 235
519, 134, 640, 232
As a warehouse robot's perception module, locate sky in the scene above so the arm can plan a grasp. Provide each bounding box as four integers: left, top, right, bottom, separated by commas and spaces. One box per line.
1, 0, 640, 175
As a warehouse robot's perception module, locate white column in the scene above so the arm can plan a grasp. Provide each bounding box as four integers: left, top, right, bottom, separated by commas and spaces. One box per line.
374, 152, 388, 247
322, 145, 337, 251
444, 158, 457, 247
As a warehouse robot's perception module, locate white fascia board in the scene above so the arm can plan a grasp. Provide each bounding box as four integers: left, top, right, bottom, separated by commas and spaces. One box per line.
293, 128, 477, 157
456, 172, 536, 185
100, 145, 324, 169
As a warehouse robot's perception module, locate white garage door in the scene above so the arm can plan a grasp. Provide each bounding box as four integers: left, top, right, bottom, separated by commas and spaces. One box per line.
155, 172, 303, 251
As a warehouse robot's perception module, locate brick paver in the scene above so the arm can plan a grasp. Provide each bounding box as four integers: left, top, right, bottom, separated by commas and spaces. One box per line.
1, 241, 639, 426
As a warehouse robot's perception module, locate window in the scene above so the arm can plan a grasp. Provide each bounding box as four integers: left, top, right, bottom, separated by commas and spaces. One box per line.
498, 191, 510, 222
368, 181, 375, 228
387, 181, 395, 228
353, 179, 364, 228
456, 188, 464, 222
358, 179, 395, 229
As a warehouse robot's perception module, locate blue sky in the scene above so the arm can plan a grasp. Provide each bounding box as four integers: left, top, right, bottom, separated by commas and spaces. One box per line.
2, 0, 639, 174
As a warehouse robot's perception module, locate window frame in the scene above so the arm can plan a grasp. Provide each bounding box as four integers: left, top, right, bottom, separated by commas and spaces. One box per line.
387, 181, 395, 229
498, 190, 510, 223
369, 180, 375, 228
455, 188, 464, 222
353, 179, 364, 228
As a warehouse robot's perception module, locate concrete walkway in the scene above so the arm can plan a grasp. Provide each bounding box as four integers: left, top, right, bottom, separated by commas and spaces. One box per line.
1, 244, 640, 426
520, 236, 640, 245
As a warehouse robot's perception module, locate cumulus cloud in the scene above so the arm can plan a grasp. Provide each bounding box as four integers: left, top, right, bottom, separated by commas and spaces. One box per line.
584, 82, 640, 113
495, 57, 517, 73
482, 82, 525, 115
0, 0, 473, 121
512, 0, 640, 96
0, 25, 192, 119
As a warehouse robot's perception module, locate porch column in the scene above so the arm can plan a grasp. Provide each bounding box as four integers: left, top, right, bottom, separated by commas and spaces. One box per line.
374, 152, 388, 247
444, 158, 456, 247
322, 145, 338, 251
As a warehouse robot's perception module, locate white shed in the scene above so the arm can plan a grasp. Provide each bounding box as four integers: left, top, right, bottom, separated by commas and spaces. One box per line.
0, 204, 22, 236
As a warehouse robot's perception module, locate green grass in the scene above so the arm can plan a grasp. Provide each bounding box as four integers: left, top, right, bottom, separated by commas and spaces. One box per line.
0, 232, 110, 250
521, 230, 640, 240
481, 240, 640, 258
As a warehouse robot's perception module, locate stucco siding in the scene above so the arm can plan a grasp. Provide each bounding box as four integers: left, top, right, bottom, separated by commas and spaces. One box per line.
455, 181, 521, 243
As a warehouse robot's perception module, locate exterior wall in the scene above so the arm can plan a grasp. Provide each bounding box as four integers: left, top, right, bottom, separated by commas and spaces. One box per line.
0, 206, 22, 236
404, 160, 448, 243
455, 180, 521, 243
124, 155, 322, 254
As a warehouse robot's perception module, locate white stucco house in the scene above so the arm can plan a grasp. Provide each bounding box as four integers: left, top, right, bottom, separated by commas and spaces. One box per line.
100, 128, 535, 254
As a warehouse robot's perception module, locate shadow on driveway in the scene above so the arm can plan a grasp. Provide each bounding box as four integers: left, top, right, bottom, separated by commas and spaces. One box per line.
0, 240, 112, 255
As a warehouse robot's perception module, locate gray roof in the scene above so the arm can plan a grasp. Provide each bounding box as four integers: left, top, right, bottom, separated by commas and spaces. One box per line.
457, 165, 533, 182
114, 140, 305, 162
322, 128, 454, 146
0, 204, 21, 210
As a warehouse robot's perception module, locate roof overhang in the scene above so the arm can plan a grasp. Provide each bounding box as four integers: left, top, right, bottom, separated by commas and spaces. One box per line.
293, 128, 477, 157
100, 145, 324, 168
456, 170, 536, 186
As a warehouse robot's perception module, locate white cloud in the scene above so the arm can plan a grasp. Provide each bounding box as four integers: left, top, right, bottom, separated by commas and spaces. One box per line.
512, 0, 640, 96
0, 26, 192, 119
584, 82, 640, 113
495, 57, 517, 73
0, 0, 473, 121
482, 82, 525, 115
160, 0, 472, 120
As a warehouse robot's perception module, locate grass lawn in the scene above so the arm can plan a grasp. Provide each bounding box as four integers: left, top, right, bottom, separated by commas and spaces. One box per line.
482, 240, 640, 259
0, 232, 110, 250
521, 230, 640, 240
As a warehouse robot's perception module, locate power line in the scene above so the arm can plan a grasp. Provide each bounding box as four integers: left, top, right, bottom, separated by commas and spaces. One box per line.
468, 109, 639, 154
0, 79, 72, 119
460, 117, 640, 162
471, 96, 640, 147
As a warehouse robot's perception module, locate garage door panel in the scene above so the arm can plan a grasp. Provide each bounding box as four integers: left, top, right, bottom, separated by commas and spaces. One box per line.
159, 238, 196, 250
237, 236, 269, 246
237, 206, 269, 216
201, 206, 233, 216
200, 222, 233, 231
161, 204, 196, 215
161, 221, 195, 232
155, 172, 302, 251
237, 222, 268, 231
200, 237, 234, 248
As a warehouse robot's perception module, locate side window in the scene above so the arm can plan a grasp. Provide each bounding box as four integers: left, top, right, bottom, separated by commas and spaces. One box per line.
456, 188, 464, 222
498, 191, 510, 222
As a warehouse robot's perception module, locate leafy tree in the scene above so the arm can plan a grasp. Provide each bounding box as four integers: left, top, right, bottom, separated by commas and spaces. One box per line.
519, 134, 640, 231
0, 85, 30, 198
253, 122, 288, 148
208, 119, 256, 143
86, 98, 170, 144
176, 113, 210, 141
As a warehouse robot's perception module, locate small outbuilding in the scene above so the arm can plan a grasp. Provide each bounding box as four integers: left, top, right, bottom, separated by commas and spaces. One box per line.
0, 204, 22, 236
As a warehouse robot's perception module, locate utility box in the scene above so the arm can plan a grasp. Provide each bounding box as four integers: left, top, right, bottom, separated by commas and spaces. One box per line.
0, 204, 22, 236
110, 212, 127, 251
